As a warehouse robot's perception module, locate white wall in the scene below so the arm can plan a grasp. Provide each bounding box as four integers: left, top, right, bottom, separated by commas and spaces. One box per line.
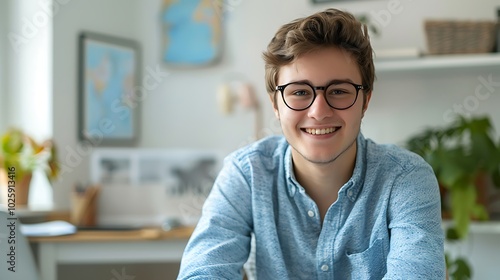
49, 0, 500, 206
0, 0, 54, 208
5, 0, 52, 140
0, 0, 495, 277
0, 1, 7, 134
51, 0, 142, 207
136, 0, 500, 149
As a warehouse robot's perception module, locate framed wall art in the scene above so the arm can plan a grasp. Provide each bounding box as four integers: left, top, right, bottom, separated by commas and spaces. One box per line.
78, 31, 141, 146
90, 148, 221, 195
89, 148, 223, 226
160, 0, 223, 67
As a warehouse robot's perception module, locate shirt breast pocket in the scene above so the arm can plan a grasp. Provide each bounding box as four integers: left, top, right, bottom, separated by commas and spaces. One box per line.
339, 238, 387, 280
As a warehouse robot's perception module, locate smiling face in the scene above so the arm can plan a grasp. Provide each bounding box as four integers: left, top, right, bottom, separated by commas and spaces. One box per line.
272, 47, 371, 168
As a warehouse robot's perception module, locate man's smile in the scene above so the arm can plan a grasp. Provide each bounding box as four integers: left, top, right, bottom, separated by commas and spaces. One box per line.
302, 127, 340, 135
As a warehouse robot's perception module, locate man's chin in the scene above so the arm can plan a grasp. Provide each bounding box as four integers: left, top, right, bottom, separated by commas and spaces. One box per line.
295, 150, 340, 165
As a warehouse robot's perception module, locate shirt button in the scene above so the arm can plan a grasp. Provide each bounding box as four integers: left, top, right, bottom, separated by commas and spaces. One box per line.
321, 264, 329, 271
307, 210, 315, 217
347, 190, 353, 197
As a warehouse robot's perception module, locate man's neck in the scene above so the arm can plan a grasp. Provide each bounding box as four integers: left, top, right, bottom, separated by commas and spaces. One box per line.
294, 142, 357, 191
292, 141, 357, 219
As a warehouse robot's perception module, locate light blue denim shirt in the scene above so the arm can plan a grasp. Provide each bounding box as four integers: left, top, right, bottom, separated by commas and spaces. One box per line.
178, 133, 445, 279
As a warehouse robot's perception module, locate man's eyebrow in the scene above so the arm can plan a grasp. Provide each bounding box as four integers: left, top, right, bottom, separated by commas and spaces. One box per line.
288, 78, 357, 85
326, 78, 356, 85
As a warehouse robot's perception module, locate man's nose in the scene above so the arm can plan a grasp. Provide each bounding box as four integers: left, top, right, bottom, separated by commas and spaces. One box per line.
307, 91, 334, 120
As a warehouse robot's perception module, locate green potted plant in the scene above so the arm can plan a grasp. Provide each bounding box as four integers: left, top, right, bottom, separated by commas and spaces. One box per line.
406, 115, 500, 237
405, 115, 500, 280
0, 128, 60, 206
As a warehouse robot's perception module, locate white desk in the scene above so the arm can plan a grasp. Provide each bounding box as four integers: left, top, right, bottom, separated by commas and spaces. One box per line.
29, 227, 193, 280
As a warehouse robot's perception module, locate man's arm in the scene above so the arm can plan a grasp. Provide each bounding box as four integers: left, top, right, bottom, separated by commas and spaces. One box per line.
384, 163, 446, 279
177, 157, 253, 280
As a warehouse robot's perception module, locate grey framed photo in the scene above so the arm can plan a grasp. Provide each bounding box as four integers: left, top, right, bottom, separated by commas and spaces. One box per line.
78, 31, 141, 146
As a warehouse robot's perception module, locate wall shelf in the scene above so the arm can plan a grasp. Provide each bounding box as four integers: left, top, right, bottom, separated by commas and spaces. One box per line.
443, 221, 500, 235
375, 53, 500, 73
468, 221, 500, 234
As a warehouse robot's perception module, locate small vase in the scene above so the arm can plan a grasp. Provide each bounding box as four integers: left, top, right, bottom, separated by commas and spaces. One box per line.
16, 173, 33, 206
0, 169, 33, 208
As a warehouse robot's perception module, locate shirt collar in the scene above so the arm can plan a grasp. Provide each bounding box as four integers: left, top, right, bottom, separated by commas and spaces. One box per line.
285, 133, 367, 200
285, 145, 299, 197
346, 133, 367, 201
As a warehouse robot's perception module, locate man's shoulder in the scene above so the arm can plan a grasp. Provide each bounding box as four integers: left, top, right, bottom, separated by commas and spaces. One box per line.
363, 136, 430, 172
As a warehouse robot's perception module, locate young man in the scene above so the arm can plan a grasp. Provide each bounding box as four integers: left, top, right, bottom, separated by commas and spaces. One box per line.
178, 8, 445, 279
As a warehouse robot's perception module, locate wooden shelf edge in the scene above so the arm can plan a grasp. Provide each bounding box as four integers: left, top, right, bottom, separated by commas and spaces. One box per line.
376, 53, 500, 73
28, 226, 195, 243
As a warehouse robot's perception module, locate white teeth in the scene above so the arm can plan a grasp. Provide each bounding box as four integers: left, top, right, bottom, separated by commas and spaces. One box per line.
305, 127, 337, 135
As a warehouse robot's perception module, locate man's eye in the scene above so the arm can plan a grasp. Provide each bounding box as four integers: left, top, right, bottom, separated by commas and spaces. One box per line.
293, 90, 309, 96
329, 89, 350, 95
333, 90, 346, 94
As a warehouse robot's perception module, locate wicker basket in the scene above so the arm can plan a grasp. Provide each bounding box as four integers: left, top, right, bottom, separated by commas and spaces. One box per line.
424, 20, 497, 55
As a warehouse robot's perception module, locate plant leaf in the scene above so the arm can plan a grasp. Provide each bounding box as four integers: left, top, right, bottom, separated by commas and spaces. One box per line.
492, 166, 500, 188
445, 227, 460, 241
450, 257, 472, 280
450, 183, 476, 239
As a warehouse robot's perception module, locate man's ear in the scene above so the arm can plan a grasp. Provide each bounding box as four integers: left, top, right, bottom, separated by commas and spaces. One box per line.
269, 94, 280, 120
361, 91, 372, 118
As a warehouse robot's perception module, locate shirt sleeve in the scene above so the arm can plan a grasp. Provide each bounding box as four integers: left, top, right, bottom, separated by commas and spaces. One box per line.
384, 162, 446, 279
177, 156, 253, 280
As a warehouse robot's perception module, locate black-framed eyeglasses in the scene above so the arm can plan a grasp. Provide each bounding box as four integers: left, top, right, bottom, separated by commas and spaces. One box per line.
276, 81, 364, 111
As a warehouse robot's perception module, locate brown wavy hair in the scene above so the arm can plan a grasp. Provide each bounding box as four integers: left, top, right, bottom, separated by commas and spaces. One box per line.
262, 8, 375, 104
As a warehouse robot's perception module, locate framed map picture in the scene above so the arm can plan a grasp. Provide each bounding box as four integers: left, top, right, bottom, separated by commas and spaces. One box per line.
78, 32, 141, 146
160, 0, 223, 67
